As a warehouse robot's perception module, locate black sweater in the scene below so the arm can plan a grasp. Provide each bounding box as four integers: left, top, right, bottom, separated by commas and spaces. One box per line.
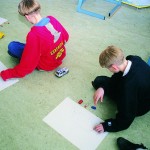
99, 55, 150, 132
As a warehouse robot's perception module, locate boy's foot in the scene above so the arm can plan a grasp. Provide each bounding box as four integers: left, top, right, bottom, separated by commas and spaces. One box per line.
117, 137, 148, 150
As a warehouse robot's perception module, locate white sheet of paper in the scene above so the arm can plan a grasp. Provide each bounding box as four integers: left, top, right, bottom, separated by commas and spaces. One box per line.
43, 97, 108, 150
0, 61, 19, 91
0, 17, 8, 25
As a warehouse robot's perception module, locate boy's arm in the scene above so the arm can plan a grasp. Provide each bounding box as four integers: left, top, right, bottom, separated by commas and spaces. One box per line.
1, 32, 40, 81
101, 86, 138, 132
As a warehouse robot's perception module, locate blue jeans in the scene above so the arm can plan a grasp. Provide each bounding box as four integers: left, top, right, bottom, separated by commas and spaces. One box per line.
8, 41, 25, 59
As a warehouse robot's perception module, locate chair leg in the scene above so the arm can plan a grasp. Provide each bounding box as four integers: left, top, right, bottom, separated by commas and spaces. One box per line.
107, 0, 122, 17
76, 0, 121, 20
77, 0, 105, 20
77, 0, 84, 10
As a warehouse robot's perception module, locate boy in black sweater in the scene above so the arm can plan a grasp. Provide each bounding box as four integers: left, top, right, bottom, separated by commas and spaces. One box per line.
92, 45, 150, 133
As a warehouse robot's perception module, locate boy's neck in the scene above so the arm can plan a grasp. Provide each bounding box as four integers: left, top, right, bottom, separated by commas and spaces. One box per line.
119, 59, 128, 72
34, 14, 42, 24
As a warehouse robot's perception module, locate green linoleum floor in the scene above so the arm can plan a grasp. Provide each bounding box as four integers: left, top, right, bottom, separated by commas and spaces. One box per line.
0, 0, 150, 149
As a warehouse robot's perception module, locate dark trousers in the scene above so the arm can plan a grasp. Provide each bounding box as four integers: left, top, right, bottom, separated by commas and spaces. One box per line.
92, 76, 118, 102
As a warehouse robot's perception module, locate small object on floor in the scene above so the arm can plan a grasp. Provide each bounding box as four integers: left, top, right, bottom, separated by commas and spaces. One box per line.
55, 67, 69, 77
117, 137, 148, 150
0, 17, 9, 26
91, 106, 96, 110
78, 99, 83, 104
0, 32, 4, 39
147, 57, 150, 66
84, 104, 88, 108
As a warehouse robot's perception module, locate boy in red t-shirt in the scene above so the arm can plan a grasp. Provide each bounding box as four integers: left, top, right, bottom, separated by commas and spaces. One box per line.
0, 0, 69, 81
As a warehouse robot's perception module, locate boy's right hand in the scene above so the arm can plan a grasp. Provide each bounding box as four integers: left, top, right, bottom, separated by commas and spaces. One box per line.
93, 87, 104, 105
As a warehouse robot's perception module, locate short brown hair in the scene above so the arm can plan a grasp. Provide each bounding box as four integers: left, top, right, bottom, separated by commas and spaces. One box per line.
18, 0, 41, 16
99, 45, 125, 68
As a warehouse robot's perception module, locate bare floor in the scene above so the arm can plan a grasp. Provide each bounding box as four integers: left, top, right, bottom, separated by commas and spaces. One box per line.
0, 0, 150, 150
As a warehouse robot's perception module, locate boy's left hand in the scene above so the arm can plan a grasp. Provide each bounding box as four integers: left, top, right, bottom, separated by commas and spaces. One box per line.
93, 124, 104, 133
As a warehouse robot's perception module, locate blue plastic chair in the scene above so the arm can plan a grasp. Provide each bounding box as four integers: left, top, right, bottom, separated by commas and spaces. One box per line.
77, 0, 121, 20
148, 57, 150, 66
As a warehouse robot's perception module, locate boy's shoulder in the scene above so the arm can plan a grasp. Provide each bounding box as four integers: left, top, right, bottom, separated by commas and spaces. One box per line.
46, 16, 57, 21
126, 55, 144, 65
126, 55, 141, 61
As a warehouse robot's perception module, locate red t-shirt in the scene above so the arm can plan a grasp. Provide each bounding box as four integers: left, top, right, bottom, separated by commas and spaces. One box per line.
1, 16, 69, 81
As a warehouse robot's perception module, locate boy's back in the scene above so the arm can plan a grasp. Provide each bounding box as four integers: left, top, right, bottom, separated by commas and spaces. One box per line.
25, 16, 69, 71
0, 0, 69, 81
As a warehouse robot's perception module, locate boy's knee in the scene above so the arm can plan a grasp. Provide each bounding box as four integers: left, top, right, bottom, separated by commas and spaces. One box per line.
92, 76, 110, 90
8, 42, 16, 57
8, 42, 14, 55
7, 41, 25, 58
8, 41, 16, 51
93, 76, 109, 84
92, 76, 102, 89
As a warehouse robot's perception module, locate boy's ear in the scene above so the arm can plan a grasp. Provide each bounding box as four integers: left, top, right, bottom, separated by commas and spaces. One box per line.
111, 64, 119, 71
25, 15, 29, 20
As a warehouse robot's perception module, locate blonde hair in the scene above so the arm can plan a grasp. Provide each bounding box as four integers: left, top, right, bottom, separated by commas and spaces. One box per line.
18, 0, 41, 16
99, 45, 125, 68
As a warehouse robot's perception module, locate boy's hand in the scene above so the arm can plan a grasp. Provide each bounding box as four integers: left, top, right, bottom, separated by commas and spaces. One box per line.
93, 87, 104, 105
93, 124, 104, 133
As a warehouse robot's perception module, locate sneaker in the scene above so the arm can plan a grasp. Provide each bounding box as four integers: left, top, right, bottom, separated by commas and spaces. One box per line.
117, 137, 148, 150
